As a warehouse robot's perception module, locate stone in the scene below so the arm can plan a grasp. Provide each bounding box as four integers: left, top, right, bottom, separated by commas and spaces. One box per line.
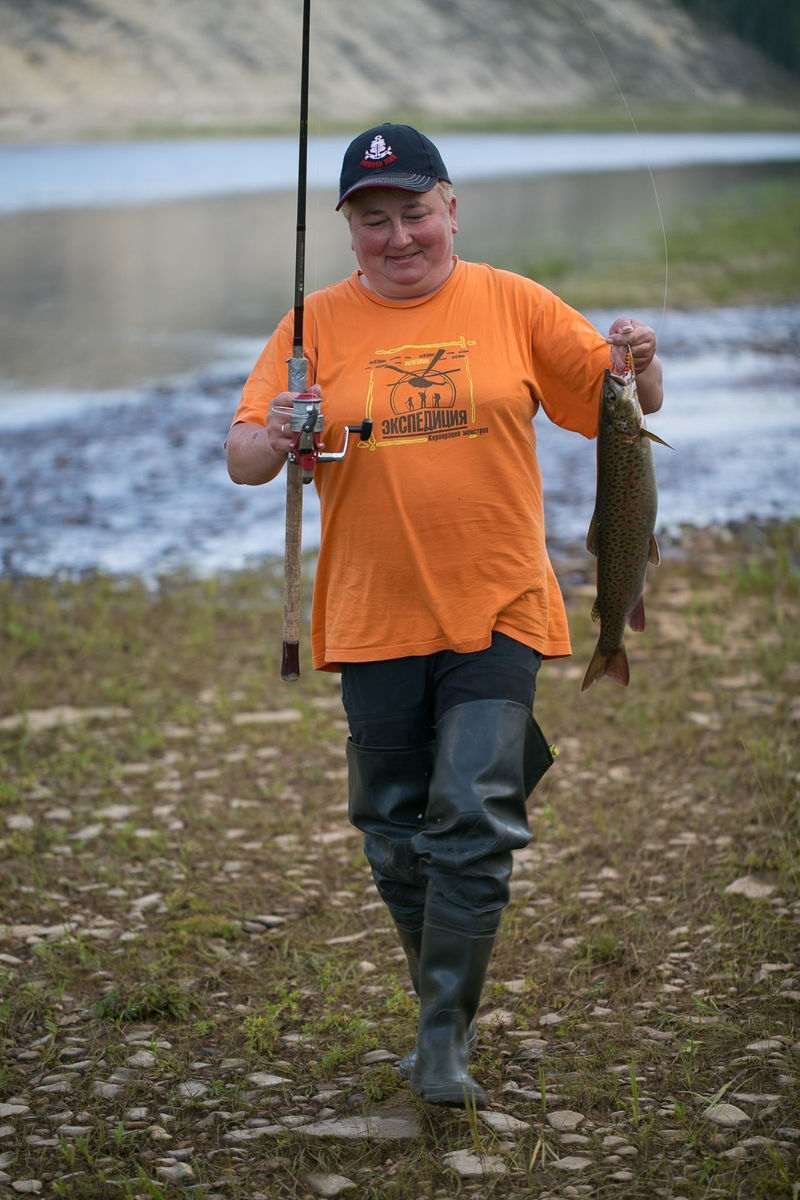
479, 1111, 530, 1135
11, 1184, 43, 1195
128, 1050, 156, 1068
442, 1150, 507, 1178
156, 1162, 194, 1182
553, 1155, 592, 1172
246, 1073, 290, 1088
300, 1114, 421, 1141
539, 1012, 566, 1026
6, 814, 35, 832
360, 1050, 397, 1065
177, 1082, 208, 1099
547, 1110, 585, 1132
223, 1127, 283, 1144
305, 1173, 358, 1197
479, 1008, 515, 1027
724, 876, 776, 899
0, 705, 131, 731
703, 1103, 751, 1128
232, 709, 302, 725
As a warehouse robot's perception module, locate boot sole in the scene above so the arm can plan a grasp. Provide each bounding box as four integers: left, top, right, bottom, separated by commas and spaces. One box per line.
412, 1079, 488, 1109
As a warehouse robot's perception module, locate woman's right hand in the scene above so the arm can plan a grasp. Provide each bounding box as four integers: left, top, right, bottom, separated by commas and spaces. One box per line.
267, 385, 323, 454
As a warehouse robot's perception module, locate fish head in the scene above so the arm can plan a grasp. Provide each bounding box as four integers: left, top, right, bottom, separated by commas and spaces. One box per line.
601, 368, 643, 437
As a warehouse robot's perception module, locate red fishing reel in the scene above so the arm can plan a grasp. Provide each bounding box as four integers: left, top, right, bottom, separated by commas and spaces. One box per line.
288, 393, 372, 483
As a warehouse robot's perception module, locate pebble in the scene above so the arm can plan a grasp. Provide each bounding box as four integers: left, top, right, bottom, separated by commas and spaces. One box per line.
305, 1173, 358, 1197
442, 1150, 507, 1178
745, 1038, 785, 1053
177, 1082, 209, 1099
703, 1103, 751, 1128
479, 1112, 530, 1135
6, 814, 35, 832
553, 1155, 592, 1172
547, 1110, 586, 1132
246, 1072, 291, 1088
128, 1050, 157, 1068
299, 1114, 420, 1141
156, 1162, 194, 1182
724, 875, 776, 899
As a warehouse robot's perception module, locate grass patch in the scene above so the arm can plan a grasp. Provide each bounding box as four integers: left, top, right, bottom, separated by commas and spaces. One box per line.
523, 176, 800, 309
92, 99, 800, 141
0, 520, 798, 1197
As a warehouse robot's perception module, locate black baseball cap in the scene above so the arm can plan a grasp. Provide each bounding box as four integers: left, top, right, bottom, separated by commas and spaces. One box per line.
336, 122, 451, 210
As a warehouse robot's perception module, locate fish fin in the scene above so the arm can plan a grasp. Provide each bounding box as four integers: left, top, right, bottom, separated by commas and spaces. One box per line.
581, 640, 630, 692
581, 641, 606, 691
628, 594, 646, 632
586, 511, 598, 557
648, 534, 661, 566
606, 646, 631, 686
590, 598, 601, 623
642, 429, 674, 450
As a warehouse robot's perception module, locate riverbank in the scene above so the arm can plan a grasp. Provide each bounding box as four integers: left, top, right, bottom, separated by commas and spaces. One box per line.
2, 298, 797, 580
527, 175, 800, 311
0, 519, 797, 1198
4, 0, 797, 144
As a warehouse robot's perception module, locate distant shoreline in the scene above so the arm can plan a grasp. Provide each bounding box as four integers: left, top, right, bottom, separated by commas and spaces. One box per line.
4, 100, 800, 147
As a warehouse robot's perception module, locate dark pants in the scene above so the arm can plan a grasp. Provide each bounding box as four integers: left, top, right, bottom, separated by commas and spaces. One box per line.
341, 632, 543, 747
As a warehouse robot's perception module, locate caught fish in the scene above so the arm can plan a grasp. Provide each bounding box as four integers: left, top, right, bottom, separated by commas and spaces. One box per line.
582, 362, 672, 691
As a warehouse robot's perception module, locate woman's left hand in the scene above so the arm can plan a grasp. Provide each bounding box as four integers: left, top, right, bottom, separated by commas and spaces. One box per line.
606, 318, 657, 375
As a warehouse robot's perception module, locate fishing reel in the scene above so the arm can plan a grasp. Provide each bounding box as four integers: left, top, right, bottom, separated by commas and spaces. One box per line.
288, 393, 372, 483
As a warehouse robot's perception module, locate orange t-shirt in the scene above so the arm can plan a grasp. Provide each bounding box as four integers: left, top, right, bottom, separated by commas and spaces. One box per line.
233, 259, 610, 670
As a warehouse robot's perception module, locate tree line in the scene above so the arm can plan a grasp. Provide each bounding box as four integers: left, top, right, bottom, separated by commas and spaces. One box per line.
675, 0, 799, 75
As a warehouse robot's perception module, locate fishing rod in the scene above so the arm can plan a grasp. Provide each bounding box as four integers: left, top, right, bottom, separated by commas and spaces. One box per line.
281, 0, 371, 682
280, 0, 312, 684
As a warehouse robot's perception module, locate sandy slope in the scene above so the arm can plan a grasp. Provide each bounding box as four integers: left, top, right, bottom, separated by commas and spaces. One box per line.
0, 0, 793, 142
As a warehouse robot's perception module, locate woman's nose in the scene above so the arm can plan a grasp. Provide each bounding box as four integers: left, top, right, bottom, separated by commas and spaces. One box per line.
388, 220, 413, 246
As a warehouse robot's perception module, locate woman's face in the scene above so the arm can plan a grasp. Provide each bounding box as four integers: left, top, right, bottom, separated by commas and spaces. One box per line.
347, 186, 458, 300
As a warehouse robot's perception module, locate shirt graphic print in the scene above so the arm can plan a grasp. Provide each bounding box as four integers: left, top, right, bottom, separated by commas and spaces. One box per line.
364, 339, 484, 447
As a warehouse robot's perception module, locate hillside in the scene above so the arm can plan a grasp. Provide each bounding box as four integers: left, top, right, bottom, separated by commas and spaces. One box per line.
0, 0, 796, 142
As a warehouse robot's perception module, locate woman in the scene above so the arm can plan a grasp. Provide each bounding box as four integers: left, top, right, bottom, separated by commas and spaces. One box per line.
226, 122, 663, 1108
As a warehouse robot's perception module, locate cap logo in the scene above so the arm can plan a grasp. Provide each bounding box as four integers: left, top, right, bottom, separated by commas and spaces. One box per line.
361, 133, 397, 170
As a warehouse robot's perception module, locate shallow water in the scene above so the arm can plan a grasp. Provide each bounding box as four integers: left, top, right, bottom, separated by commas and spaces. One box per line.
0, 135, 798, 577
3, 132, 799, 214
1, 303, 797, 578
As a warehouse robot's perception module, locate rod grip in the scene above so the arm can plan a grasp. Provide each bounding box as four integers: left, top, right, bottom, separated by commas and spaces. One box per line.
282, 460, 303, 682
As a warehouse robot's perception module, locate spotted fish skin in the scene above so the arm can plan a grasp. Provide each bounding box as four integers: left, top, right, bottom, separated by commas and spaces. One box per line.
582, 367, 666, 691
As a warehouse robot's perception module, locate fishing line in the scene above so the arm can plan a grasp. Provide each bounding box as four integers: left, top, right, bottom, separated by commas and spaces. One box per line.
568, 0, 670, 339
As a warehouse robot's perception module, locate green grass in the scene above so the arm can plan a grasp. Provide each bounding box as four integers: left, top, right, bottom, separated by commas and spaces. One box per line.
523, 176, 800, 309
0, 521, 798, 1197
95, 99, 800, 141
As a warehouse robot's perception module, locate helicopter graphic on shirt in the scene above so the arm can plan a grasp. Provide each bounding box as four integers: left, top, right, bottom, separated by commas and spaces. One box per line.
382, 349, 460, 416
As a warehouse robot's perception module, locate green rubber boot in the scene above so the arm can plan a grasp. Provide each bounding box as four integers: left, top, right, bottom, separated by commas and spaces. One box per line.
346, 739, 432, 1068
409, 699, 555, 1107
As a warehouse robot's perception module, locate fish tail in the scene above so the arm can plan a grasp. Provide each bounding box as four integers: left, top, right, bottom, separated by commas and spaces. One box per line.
581, 640, 631, 692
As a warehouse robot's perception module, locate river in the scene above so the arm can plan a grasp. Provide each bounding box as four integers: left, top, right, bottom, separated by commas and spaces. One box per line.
0, 133, 798, 577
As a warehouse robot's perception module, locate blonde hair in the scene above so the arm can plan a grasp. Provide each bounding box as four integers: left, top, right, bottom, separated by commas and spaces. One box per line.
341, 180, 454, 224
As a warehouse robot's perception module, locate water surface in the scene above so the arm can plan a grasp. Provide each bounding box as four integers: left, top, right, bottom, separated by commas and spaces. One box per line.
1, 135, 798, 577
